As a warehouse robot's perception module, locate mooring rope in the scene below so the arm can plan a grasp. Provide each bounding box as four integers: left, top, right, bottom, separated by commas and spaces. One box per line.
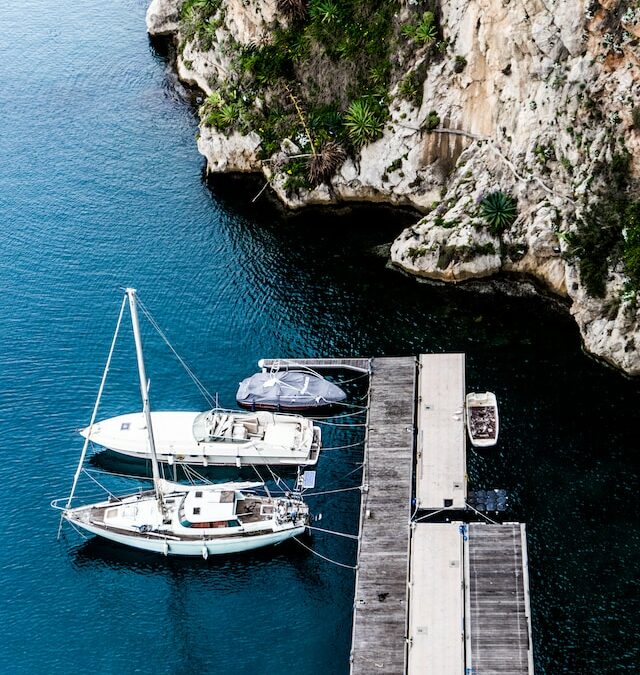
320, 441, 364, 451
310, 408, 367, 420
293, 537, 357, 570
306, 525, 359, 540
412, 507, 449, 523
304, 484, 363, 497
465, 502, 500, 525
314, 418, 367, 427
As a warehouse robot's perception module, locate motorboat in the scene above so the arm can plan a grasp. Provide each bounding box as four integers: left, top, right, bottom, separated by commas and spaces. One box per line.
82, 407, 321, 467
236, 369, 347, 412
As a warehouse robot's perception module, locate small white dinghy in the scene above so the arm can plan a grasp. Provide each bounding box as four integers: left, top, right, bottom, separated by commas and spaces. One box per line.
465, 392, 499, 448
55, 289, 310, 557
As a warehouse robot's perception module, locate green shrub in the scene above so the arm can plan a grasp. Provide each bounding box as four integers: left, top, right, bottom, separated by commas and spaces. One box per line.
344, 98, 386, 148
453, 55, 467, 73
480, 192, 518, 235
622, 201, 640, 290
632, 107, 640, 131
403, 12, 437, 45
309, 0, 341, 24
424, 110, 440, 132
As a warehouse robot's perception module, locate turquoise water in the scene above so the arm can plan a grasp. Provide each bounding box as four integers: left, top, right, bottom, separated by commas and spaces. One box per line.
0, 1, 638, 672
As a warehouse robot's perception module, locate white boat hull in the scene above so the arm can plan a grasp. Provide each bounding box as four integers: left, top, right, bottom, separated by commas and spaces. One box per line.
465, 392, 499, 448
67, 516, 305, 556
82, 411, 320, 467
63, 486, 308, 557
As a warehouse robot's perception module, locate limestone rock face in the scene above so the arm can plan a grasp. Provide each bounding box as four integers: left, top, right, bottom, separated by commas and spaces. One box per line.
146, 0, 184, 35
146, 0, 640, 376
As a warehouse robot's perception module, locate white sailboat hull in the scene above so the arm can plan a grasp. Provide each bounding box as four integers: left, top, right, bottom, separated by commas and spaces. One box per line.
67, 517, 305, 556
82, 411, 320, 466
63, 486, 308, 557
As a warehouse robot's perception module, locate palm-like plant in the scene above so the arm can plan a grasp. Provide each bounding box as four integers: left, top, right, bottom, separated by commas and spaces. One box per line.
344, 99, 384, 149
308, 141, 346, 185
277, 0, 307, 20
480, 192, 518, 234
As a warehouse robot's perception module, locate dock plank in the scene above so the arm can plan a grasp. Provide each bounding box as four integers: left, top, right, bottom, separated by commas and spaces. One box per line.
466, 523, 534, 674
350, 357, 416, 675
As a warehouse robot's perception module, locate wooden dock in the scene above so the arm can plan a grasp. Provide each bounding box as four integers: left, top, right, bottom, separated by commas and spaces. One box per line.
258, 357, 371, 373
465, 523, 535, 674
272, 353, 537, 673
350, 356, 416, 674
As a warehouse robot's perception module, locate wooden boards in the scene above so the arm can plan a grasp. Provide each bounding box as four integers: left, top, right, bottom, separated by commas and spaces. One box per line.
350, 357, 416, 674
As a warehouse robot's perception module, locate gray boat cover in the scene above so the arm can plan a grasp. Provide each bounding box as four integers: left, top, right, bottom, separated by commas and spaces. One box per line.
236, 371, 346, 409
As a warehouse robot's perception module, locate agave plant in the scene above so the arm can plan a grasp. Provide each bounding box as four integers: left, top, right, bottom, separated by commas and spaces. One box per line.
480, 192, 518, 234
309, 0, 341, 24
308, 141, 346, 185
344, 99, 384, 149
402, 11, 437, 45
276, 0, 307, 20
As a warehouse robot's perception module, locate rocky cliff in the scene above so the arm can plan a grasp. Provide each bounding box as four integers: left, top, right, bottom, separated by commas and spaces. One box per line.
146, 0, 640, 375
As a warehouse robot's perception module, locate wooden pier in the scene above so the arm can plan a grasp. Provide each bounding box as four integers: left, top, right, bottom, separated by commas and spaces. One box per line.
346, 353, 534, 674
260, 354, 535, 672
350, 356, 416, 674
465, 523, 535, 674
416, 353, 467, 510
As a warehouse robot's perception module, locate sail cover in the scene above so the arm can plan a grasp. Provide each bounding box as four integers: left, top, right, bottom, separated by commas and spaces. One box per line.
236, 371, 347, 410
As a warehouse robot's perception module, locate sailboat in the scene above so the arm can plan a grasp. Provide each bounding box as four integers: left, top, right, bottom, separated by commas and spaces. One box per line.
56, 289, 309, 557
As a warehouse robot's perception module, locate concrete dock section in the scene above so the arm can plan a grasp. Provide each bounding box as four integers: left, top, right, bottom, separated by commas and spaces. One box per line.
416, 353, 467, 510
407, 522, 465, 673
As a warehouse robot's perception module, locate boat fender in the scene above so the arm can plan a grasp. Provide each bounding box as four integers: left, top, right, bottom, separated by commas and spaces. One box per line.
201, 545, 209, 560
168, 455, 174, 466
162, 541, 169, 556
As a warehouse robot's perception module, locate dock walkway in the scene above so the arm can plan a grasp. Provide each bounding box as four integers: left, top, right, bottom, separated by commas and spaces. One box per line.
465, 523, 534, 674
350, 356, 416, 674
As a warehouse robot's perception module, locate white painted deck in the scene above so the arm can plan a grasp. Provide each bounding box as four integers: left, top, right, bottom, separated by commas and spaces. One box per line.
407, 522, 465, 674
415, 353, 467, 509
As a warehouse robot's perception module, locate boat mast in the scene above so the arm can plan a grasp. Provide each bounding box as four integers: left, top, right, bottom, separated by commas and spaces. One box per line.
126, 288, 164, 507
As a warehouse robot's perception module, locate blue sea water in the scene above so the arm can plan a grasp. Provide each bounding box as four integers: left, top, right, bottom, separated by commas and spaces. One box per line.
0, 1, 638, 673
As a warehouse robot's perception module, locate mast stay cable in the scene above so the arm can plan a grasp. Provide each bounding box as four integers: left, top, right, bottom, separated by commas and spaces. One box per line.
57, 294, 127, 539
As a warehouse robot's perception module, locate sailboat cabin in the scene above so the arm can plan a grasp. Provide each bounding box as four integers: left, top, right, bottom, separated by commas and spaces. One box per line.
179, 489, 239, 529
